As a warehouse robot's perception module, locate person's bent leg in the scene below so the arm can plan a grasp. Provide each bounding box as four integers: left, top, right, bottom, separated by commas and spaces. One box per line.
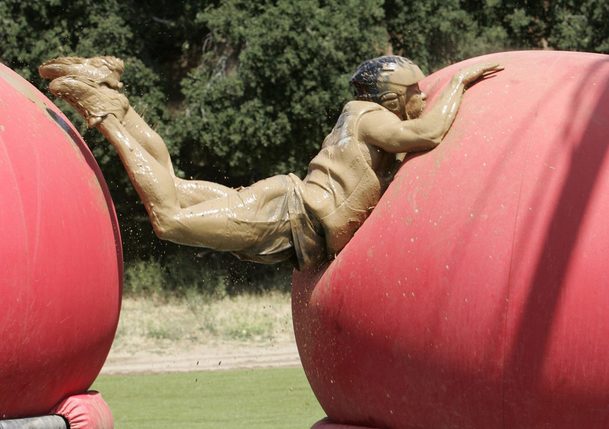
120, 108, 238, 206
98, 115, 249, 250
98, 114, 181, 236
174, 177, 238, 207
48, 74, 235, 207
40, 57, 174, 172
120, 107, 175, 175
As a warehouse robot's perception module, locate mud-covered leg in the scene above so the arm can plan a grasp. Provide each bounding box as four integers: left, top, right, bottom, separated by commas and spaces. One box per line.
97, 115, 251, 251
47, 74, 235, 207
120, 107, 175, 175
40, 56, 236, 206
97, 115, 181, 236
120, 107, 238, 206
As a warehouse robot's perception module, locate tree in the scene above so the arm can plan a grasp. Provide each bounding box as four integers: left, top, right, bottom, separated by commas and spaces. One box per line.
549, 1, 609, 53
385, 0, 512, 73
176, 0, 386, 183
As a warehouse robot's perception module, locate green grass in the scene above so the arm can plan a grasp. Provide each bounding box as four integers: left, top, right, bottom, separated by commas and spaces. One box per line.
93, 367, 325, 429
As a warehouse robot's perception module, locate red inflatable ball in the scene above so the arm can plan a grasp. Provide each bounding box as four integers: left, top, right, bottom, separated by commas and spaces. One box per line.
0, 63, 122, 419
293, 51, 609, 429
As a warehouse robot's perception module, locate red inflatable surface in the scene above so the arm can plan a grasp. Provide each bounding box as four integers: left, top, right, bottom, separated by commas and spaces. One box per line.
293, 51, 609, 429
0, 63, 122, 419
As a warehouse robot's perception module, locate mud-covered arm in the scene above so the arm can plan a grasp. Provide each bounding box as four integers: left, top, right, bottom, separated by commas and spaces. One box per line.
360, 63, 503, 153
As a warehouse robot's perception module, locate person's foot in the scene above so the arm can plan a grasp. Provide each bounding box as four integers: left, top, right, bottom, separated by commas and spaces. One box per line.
39, 56, 124, 89
49, 76, 129, 127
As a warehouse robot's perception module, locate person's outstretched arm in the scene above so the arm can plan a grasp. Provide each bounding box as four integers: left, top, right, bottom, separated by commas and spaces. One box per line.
360, 63, 503, 153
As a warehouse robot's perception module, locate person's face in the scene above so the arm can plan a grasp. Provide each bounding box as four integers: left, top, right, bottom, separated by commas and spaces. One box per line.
403, 84, 426, 119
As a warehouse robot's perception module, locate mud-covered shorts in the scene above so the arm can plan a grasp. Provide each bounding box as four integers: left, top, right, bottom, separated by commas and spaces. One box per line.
230, 174, 325, 270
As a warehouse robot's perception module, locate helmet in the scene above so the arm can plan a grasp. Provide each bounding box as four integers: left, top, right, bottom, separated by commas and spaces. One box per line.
350, 56, 425, 102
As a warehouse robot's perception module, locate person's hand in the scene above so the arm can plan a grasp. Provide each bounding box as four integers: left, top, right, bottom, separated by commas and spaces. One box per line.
455, 63, 503, 86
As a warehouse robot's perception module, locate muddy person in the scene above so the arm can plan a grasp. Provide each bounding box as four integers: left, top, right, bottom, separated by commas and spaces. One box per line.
39, 56, 501, 270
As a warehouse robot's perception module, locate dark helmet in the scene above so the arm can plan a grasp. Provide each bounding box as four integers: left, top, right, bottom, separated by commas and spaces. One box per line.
350, 56, 425, 102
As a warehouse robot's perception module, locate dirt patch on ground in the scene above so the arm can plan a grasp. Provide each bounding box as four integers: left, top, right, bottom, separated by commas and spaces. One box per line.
102, 341, 300, 374
101, 293, 301, 374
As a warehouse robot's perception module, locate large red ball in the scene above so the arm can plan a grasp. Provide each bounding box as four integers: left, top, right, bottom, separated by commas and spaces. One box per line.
0, 63, 122, 419
293, 51, 609, 429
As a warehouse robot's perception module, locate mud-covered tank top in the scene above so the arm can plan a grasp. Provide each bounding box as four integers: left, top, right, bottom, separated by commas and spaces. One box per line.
303, 100, 389, 256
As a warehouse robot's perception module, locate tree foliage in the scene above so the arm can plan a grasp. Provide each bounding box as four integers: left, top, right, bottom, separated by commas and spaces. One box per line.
177, 0, 385, 182
1, 0, 608, 293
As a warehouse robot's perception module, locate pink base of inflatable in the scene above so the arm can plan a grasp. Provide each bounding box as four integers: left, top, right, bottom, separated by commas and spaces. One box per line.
294, 51, 609, 429
52, 391, 113, 429
311, 418, 377, 429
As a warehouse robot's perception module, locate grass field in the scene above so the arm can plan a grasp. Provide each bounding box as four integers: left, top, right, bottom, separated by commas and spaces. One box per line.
93, 367, 325, 429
